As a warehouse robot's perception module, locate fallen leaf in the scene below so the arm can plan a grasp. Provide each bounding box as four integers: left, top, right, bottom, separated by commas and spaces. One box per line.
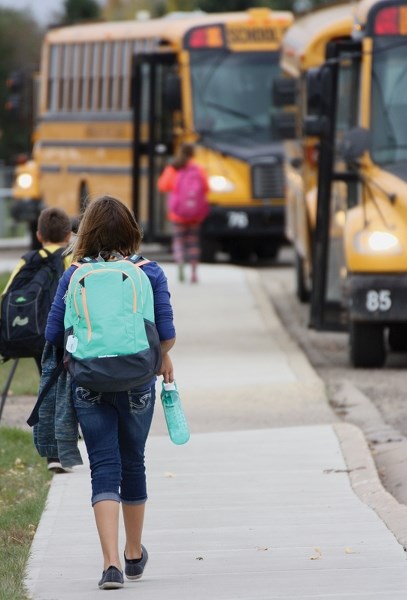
345, 547, 357, 554
310, 547, 322, 560
256, 547, 269, 551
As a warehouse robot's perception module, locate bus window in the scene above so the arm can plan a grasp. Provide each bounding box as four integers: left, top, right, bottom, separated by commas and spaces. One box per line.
371, 37, 407, 165
190, 51, 280, 137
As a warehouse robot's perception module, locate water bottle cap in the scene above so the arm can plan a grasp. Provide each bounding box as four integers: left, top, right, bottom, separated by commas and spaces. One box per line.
163, 381, 176, 391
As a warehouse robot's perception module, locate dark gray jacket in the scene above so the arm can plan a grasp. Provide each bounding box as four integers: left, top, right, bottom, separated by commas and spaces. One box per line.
33, 342, 82, 468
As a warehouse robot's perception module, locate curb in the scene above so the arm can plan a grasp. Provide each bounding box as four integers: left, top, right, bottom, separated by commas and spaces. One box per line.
330, 381, 407, 505
334, 421, 407, 549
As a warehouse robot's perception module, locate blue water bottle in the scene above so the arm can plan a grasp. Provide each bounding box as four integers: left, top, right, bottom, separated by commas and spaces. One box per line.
161, 380, 190, 445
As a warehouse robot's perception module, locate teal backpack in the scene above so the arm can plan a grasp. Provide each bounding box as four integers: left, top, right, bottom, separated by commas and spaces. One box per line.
64, 255, 162, 392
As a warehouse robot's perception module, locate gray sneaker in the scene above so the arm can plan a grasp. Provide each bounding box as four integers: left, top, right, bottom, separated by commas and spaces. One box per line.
98, 565, 124, 590
124, 545, 148, 580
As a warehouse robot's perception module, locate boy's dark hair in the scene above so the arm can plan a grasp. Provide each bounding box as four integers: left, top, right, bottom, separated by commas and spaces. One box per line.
37, 208, 71, 244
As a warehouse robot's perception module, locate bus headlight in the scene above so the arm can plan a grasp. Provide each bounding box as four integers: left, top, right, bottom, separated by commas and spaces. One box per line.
209, 175, 235, 193
16, 173, 33, 190
354, 230, 402, 254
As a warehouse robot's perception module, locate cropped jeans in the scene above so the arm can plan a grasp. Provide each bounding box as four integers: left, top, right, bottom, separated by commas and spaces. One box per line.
73, 384, 155, 506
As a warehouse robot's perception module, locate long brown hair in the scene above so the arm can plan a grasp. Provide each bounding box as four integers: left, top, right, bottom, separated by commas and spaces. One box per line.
172, 142, 195, 169
70, 195, 143, 261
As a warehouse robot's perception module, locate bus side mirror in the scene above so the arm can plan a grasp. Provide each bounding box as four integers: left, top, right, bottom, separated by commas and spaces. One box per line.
304, 66, 333, 137
306, 67, 323, 114
339, 127, 371, 162
272, 76, 297, 107
271, 111, 297, 140
303, 115, 329, 137
163, 73, 181, 111
306, 66, 333, 113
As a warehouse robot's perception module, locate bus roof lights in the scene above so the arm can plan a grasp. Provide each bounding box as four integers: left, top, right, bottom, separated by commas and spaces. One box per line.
400, 6, 407, 33
187, 25, 224, 49
374, 6, 399, 34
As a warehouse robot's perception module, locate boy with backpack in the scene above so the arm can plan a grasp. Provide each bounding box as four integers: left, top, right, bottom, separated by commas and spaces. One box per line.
0, 206, 72, 472
158, 142, 209, 283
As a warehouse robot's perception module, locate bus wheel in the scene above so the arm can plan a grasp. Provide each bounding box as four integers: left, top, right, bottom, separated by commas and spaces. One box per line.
29, 220, 41, 250
349, 322, 386, 368
200, 236, 218, 263
388, 324, 407, 352
229, 239, 252, 262
79, 182, 90, 214
256, 241, 278, 260
294, 249, 310, 303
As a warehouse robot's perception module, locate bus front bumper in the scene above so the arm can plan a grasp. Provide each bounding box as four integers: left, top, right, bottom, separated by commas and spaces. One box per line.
201, 205, 285, 239
348, 273, 407, 322
10, 198, 43, 223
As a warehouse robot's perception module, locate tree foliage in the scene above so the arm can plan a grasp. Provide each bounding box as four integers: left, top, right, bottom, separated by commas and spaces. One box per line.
103, 0, 166, 20
194, 0, 268, 11
103, 0, 336, 18
0, 9, 42, 164
59, 0, 102, 24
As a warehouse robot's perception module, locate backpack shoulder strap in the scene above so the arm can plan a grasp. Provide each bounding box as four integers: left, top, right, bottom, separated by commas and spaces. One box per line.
26, 354, 64, 427
127, 254, 151, 268
21, 249, 44, 264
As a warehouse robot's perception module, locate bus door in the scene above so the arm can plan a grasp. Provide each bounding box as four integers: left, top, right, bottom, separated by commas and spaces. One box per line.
307, 40, 361, 331
132, 52, 180, 243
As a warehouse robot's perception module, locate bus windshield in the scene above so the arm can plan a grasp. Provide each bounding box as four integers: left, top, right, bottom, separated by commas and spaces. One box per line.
371, 37, 407, 164
189, 50, 279, 139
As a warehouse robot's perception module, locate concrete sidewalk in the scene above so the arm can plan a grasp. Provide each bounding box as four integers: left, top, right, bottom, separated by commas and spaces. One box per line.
24, 263, 407, 599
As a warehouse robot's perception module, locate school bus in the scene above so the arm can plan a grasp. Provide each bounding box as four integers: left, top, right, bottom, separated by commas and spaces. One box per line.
276, 0, 407, 367
275, 3, 354, 303
11, 8, 293, 262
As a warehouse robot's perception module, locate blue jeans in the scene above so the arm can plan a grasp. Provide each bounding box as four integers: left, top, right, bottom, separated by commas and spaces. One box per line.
73, 384, 155, 506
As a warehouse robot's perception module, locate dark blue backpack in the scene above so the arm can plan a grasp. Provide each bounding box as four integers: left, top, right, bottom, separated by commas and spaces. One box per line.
0, 248, 65, 359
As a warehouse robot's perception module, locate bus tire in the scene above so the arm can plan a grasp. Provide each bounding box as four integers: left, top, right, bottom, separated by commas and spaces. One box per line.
230, 242, 251, 262
256, 241, 279, 260
388, 324, 407, 352
29, 220, 41, 250
349, 322, 386, 368
295, 249, 310, 303
200, 236, 217, 263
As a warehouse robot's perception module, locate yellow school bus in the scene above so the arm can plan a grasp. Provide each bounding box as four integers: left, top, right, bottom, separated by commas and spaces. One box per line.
11, 8, 293, 261
277, 0, 407, 367
276, 3, 354, 302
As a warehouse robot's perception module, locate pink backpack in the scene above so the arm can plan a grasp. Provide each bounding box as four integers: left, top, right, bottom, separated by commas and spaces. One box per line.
169, 164, 209, 223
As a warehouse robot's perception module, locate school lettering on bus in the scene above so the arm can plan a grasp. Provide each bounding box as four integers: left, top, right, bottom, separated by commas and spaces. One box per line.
226, 26, 281, 49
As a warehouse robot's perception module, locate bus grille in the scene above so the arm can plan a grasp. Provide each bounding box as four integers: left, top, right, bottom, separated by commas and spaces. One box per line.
252, 161, 285, 199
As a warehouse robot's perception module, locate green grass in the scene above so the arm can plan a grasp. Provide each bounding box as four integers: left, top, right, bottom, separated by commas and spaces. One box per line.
0, 427, 52, 600
0, 271, 40, 396
0, 358, 40, 396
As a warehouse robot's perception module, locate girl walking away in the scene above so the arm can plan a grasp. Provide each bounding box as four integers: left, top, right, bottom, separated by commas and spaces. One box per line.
45, 195, 176, 590
158, 142, 209, 283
